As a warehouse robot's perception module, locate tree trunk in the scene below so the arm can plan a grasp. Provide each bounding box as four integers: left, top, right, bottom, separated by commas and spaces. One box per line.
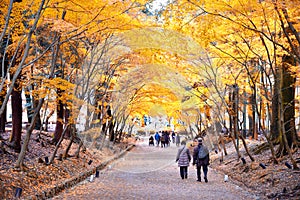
114, 120, 120, 143
75, 140, 83, 158
128, 124, 134, 136
251, 90, 258, 140
228, 91, 233, 134
33, 98, 42, 130
247, 95, 254, 139
49, 124, 69, 164
232, 84, 241, 159
270, 66, 280, 141
44, 109, 54, 132
53, 90, 64, 144
240, 133, 255, 161
9, 82, 22, 152
63, 124, 76, 159
24, 88, 33, 123
15, 98, 44, 169
64, 108, 71, 138
277, 55, 297, 155
109, 120, 114, 142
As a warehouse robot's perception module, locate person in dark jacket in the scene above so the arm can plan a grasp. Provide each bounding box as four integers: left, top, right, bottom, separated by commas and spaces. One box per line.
176, 140, 191, 179
160, 131, 166, 148
172, 131, 176, 143
193, 138, 210, 182
149, 135, 154, 146
154, 132, 160, 147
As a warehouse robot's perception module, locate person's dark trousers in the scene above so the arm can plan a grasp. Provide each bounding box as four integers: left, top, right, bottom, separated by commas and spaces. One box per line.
196, 166, 201, 181
197, 165, 208, 182
203, 165, 208, 178
180, 166, 188, 179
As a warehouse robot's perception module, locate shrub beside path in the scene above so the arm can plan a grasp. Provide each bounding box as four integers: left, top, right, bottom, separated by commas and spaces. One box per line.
52, 139, 261, 200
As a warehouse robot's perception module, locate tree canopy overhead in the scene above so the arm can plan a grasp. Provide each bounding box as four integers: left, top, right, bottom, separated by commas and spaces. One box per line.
0, 0, 299, 167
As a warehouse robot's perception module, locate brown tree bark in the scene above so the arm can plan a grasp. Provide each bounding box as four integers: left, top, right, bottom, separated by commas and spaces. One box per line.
64, 107, 70, 138
9, 82, 22, 152
33, 98, 42, 130
251, 90, 258, 140
232, 84, 241, 159
53, 89, 64, 144
44, 109, 54, 131
277, 55, 297, 155
49, 124, 69, 164
270, 67, 280, 141
247, 95, 254, 139
15, 97, 45, 169
62, 125, 75, 159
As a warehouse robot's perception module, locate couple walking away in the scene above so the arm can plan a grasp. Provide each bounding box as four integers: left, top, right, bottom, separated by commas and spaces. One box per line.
175, 138, 210, 182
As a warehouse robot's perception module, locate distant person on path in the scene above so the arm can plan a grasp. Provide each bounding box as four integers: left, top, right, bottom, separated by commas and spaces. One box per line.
164, 132, 170, 147
175, 133, 180, 146
193, 138, 210, 182
149, 135, 154, 146
160, 131, 166, 148
176, 140, 191, 179
171, 131, 175, 143
154, 132, 160, 147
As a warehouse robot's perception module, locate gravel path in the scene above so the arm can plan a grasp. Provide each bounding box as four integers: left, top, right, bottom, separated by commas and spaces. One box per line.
51, 140, 261, 200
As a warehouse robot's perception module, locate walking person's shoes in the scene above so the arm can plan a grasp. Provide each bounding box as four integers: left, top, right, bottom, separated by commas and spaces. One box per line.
204, 177, 208, 182
197, 178, 201, 182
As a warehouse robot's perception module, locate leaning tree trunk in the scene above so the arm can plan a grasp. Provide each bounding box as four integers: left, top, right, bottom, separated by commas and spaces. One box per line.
49, 124, 69, 164
232, 84, 241, 159
239, 133, 255, 161
75, 140, 84, 158
44, 109, 54, 132
63, 125, 76, 159
9, 81, 22, 152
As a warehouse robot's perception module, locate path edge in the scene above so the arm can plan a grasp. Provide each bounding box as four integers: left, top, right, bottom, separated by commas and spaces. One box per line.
24, 144, 135, 200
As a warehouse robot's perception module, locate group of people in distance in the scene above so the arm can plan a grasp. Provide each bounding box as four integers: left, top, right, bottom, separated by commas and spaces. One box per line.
149, 131, 181, 147
175, 138, 210, 182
